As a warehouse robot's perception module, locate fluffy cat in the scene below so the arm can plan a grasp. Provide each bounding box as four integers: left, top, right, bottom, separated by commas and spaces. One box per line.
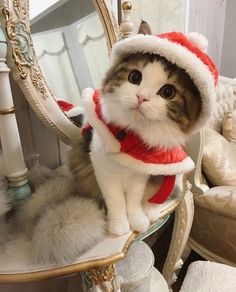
70, 32, 217, 236
70, 53, 200, 235
0, 32, 216, 265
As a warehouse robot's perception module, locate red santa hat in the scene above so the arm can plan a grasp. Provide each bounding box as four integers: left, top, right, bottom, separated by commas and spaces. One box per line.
57, 99, 84, 118
110, 32, 218, 134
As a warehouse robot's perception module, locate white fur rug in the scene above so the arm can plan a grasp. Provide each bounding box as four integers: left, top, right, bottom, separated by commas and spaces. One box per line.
180, 261, 236, 292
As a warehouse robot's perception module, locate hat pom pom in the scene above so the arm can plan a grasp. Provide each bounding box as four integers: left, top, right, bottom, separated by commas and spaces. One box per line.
186, 32, 208, 52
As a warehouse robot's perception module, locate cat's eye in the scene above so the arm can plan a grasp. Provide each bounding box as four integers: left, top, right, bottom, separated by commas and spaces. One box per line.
158, 84, 176, 99
128, 70, 142, 85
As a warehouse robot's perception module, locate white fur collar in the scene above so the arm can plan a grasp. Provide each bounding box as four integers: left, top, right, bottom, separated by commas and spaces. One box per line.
83, 88, 195, 176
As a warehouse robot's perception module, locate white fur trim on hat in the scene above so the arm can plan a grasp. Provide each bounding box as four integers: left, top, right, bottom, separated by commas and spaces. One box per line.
110, 34, 216, 134
186, 32, 208, 52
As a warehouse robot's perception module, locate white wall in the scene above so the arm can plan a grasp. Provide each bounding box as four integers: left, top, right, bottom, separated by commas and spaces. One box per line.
220, 0, 236, 77
30, 0, 61, 20
31, 0, 94, 33
188, 0, 227, 69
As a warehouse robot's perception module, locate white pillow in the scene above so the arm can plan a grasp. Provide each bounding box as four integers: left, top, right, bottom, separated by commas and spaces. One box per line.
202, 129, 236, 186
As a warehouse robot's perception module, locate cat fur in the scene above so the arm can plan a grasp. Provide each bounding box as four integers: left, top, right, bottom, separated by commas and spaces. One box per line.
8, 165, 105, 265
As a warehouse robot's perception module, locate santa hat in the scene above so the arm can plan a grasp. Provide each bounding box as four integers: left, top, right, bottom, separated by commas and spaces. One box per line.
110, 32, 218, 133
57, 99, 84, 118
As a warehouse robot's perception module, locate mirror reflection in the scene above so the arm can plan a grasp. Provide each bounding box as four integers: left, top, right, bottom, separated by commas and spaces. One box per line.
30, 0, 110, 107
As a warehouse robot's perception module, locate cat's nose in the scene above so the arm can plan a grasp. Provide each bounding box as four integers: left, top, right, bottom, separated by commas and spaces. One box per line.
136, 94, 149, 104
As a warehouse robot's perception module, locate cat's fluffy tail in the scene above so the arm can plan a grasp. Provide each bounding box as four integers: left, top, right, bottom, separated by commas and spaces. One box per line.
68, 136, 102, 201
31, 196, 105, 264
14, 169, 105, 265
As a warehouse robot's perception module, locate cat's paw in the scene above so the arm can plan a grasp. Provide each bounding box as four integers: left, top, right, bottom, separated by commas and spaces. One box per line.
128, 211, 150, 233
108, 218, 130, 236
143, 202, 161, 223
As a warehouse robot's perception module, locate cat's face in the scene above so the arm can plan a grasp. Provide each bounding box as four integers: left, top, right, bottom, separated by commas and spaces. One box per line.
101, 53, 202, 147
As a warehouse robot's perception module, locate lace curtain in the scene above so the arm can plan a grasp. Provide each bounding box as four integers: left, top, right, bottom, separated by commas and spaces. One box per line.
32, 12, 109, 106
77, 13, 109, 87
32, 31, 81, 105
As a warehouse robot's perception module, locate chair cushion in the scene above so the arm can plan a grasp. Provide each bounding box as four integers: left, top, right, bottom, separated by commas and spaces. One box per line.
180, 261, 236, 292
202, 129, 236, 186
191, 199, 236, 263
194, 186, 236, 219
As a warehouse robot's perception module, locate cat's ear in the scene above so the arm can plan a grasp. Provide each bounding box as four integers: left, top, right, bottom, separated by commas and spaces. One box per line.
186, 32, 208, 52
138, 20, 152, 35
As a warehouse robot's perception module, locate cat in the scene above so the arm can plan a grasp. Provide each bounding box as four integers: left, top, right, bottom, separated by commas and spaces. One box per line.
69, 29, 217, 239
69, 51, 202, 236
0, 30, 217, 263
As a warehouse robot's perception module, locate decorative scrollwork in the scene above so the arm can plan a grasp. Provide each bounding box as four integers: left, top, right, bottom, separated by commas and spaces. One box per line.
2, 7, 32, 79
93, 0, 122, 50
13, 0, 29, 22
2, 4, 48, 98
82, 264, 117, 291
109, 10, 122, 41
30, 66, 48, 97
162, 178, 194, 287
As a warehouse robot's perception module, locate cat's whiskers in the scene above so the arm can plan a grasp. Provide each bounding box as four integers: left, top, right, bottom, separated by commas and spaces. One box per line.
130, 117, 187, 148
102, 92, 186, 148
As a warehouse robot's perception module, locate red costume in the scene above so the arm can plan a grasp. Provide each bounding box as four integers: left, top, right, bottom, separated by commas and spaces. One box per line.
83, 89, 194, 204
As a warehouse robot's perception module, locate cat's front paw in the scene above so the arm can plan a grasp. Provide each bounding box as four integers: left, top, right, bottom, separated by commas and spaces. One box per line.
143, 202, 162, 223
108, 218, 130, 236
128, 211, 150, 233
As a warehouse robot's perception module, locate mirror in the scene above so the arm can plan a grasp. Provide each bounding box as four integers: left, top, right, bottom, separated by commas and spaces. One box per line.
0, 0, 120, 144
30, 0, 111, 107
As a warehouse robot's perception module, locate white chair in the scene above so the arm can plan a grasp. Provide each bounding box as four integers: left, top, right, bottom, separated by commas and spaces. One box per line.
186, 76, 236, 266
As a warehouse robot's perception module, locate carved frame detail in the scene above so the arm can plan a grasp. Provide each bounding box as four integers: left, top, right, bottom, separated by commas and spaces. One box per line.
82, 264, 117, 292
162, 178, 194, 287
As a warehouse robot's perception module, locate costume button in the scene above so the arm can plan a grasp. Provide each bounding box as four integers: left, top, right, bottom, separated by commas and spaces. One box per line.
116, 130, 127, 141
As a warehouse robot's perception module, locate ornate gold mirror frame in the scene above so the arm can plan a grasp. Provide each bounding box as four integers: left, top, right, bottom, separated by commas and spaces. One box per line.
0, 0, 121, 144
